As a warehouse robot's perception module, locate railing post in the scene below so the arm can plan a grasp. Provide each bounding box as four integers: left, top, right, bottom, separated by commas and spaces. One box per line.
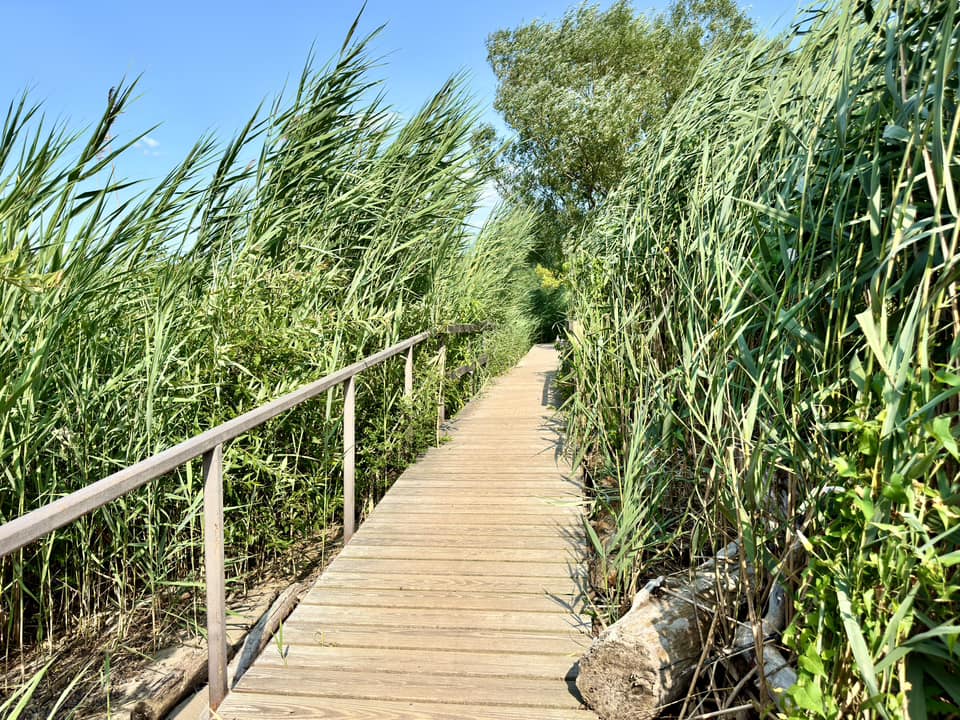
343, 376, 356, 543
436, 342, 446, 442
404, 345, 414, 399
203, 444, 228, 709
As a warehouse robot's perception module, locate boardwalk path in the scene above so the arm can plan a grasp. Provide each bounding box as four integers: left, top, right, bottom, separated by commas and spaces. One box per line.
217, 344, 595, 719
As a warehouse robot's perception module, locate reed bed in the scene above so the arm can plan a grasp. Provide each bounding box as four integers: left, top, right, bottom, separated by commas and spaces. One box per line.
0, 28, 538, 707
563, 0, 958, 715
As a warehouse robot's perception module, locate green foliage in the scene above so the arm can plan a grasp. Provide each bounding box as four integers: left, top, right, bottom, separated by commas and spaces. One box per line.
486, 0, 753, 252
530, 264, 568, 341
563, 0, 959, 715
0, 26, 537, 705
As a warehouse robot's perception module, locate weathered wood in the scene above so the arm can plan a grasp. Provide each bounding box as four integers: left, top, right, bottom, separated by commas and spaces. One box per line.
730, 583, 797, 709
342, 376, 356, 543
446, 354, 488, 380
218, 694, 587, 720
122, 582, 297, 720
131, 652, 207, 720
364, 511, 581, 527
404, 345, 414, 398
440, 322, 491, 335
348, 533, 585, 550
231, 666, 584, 708
576, 545, 745, 720
383, 489, 582, 500
314, 570, 581, 595
336, 544, 586, 563
203, 444, 228, 710
292, 603, 589, 633
315, 557, 583, 579
0, 330, 440, 557
276, 624, 591, 656
436, 342, 446, 435
233, 582, 309, 684
216, 345, 595, 718
353, 523, 583, 538
299, 587, 586, 614
254, 644, 579, 679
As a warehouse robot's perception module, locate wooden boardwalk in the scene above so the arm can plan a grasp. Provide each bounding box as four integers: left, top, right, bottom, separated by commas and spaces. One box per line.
216, 344, 595, 719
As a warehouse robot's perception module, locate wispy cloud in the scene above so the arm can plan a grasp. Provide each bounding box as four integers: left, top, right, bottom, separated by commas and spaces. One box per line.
133, 135, 162, 157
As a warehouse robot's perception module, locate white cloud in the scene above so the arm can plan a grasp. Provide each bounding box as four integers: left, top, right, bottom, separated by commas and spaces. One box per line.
133, 135, 162, 157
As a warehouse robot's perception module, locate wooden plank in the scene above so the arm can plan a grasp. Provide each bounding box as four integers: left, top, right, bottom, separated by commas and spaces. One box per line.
377, 496, 581, 506
300, 587, 587, 615
231, 666, 584, 708
218, 694, 588, 720
374, 500, 579, 510
403, 456, 567, 465
253, 644, 579, 679
336, 544, 586, 564
369, 501, 585, 517
385, 487, 582, 497
348, 533, 586, 550
290, 604, 590, 634
373, 496, 584, 510
354, 524, 585, 539
364, 511, 581, 527
388, 485, 584, 495
275, 624, 591, 656
353, 523, 585, 539
393, 478, 583, 487
343, 376, 356, 543
314, 570, 583, 595
317, 558, 582, 579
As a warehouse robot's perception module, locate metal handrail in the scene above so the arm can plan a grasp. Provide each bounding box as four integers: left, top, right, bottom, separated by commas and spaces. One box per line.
0, 322, 489, 709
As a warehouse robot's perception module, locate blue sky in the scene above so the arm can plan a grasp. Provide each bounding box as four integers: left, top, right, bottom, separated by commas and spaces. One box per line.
2, 1, 798, 218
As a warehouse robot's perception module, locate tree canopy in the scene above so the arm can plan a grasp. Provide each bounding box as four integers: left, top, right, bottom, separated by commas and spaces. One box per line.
486, 0, 753, 260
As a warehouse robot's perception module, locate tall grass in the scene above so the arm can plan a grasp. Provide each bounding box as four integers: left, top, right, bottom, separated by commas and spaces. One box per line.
0, 25, 538, 698
563, 0, 958, 715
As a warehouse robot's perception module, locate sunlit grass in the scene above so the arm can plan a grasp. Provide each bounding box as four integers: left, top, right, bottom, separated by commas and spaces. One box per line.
0, 24, 539, 705
564, 0, 958, 715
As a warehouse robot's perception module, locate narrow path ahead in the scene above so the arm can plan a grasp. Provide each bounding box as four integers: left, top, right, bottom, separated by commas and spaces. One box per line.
217, 344, 595, 719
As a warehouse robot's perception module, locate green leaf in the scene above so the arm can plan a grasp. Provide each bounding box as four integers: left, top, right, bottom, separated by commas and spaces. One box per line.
799, 644, 827, 676
837, 579, 886, 715
790, 677, 827, 715
907, 658, 928, 720
856, 309, 893, 382
929, 416, 959, 459
883, 124, 911, 143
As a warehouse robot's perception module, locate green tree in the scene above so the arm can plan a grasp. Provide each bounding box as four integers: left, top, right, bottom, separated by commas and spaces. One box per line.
487, 0, 753, 262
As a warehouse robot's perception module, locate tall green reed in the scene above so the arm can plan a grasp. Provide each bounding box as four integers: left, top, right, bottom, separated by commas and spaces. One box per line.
0, 25, 537, 698
563, 0, 958, 715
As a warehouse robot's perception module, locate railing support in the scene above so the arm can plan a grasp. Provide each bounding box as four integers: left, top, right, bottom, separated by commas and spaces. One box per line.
0, 324, 493, 711
404, 345, 414, 399
203, 444, 228, 709
343, 376, 356, 543
436, 343, 447, 442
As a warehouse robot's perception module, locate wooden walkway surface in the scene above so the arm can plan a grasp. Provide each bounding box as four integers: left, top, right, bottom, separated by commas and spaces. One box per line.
217, 344, 595, 719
